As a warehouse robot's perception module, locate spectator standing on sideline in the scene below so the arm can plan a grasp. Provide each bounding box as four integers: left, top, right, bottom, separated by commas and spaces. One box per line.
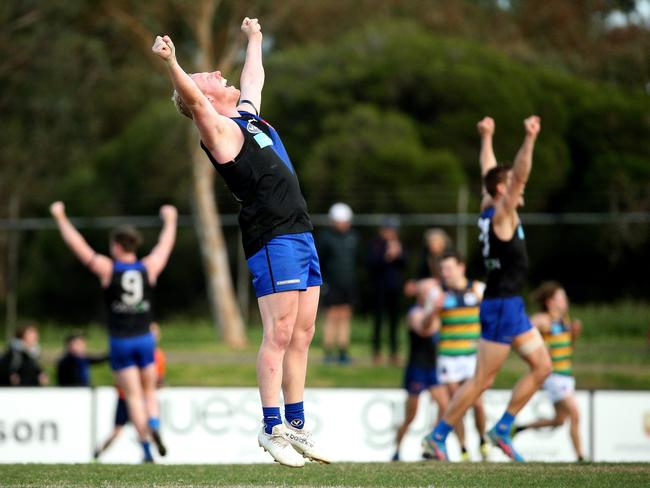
318, 203, 359, 364
57, 331, 108, 386
416, 228, 452, 280
368, 217, 406, 365
0, 323, 48, 386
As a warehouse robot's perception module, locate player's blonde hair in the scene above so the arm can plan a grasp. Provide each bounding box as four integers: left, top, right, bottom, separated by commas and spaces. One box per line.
171, 90, 193, 119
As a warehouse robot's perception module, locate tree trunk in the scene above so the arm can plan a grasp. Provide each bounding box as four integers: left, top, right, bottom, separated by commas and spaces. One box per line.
190, 139, 247, 347
188, 0, 247, 348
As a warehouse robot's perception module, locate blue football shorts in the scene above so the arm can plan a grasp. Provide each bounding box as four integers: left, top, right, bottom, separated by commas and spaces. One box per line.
403, 364, 440, 395
109, 332, 155, 371
480, 296, 533, 344
247, 232, 322, 298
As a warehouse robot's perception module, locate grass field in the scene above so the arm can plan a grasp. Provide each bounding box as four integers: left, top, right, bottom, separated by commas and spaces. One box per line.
23, 302, 650, 390
1, 462, 649, 487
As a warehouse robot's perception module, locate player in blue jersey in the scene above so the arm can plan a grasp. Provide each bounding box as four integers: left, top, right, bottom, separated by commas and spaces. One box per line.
423, 116, 551, 462
153, 17, 328, 467
50, 202, 177, 463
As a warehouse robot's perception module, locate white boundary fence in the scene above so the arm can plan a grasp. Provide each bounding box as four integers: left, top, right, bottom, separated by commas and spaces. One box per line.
1, 387, 649, 463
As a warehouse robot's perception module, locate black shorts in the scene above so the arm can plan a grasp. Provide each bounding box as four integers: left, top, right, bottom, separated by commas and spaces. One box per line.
115, 398, 129, 426
321, 282, 356, 307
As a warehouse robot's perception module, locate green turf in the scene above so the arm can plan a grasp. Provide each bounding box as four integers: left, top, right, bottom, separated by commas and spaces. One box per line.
7, 302, 650, 389
0, 463, 648, 487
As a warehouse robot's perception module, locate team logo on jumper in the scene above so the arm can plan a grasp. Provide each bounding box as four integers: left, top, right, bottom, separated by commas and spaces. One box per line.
246, 121, 261, 134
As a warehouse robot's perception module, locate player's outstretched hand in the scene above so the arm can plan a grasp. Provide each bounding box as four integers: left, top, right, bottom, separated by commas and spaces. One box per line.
160, 204, 178, 222
524, 115, 541, 137
152, 35, 176, 63
477, 116, 495, 137
50, 201, 65, 219
571, 318, 583, 336
241, 17, 262, 38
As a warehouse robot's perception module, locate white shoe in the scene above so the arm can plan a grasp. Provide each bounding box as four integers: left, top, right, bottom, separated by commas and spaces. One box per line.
258, 423, 305, 467
282, 422, 332, 464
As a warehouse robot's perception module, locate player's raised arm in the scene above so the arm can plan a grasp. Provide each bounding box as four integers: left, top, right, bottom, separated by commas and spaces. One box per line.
142, 205, 178, 284
477, 117, 497, 177
152, 35, 233, 150
503, 115, 540, 210
49, 202, 112, 285
237, 17, 264, 115
478, 117, 497, 209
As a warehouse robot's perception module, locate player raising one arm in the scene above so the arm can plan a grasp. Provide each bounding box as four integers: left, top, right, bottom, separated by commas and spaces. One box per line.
153, 18, 329, 467
50, 202, 177, 463
424, 116, 552, 462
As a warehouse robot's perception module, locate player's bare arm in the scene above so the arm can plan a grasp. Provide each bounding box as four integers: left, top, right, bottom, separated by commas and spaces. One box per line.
570, 318, 582, 344
502, 115, 540, 210
237, 17, 264, 114
493, 115, 540, 233
142, 205, 178, 284
151, 35, 242, 162
49, 201, 112, 285
478, 117, 497, 210
409, 281, 443, 336
472, 280, 486, 301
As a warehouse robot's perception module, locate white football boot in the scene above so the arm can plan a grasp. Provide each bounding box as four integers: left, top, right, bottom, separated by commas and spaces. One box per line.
258, 423, 306, 467
282, 422, 332, 464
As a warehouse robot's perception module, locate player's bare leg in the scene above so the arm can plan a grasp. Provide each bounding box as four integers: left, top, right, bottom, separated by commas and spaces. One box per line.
505, 330, 552, 414
115, 367, 153, 462
423, 340, 509, 460
282, 287, 318, 404
446, 382, 468, 460
444, 341, 509, 426
394, 394, 420, 461
141, 364, 165, 456
281, 286, 331, 463
94, 425, 124, 459
336, 304, 352, 363
564, 396, 584, 460
256, 290, 305, 467
473, 396, 489, 460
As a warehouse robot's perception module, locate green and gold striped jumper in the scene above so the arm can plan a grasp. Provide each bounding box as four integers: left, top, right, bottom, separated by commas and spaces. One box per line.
438, 282, 481, 357
543, 319, 573, 376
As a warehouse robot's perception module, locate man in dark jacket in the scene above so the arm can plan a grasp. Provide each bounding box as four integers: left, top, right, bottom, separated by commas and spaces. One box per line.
368, 218, 406, 365
57, 332, 108, 386
0, 323, 48, 386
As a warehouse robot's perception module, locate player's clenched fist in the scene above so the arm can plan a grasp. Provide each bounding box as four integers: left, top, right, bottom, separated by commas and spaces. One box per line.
50, 201, 65, 219
477, 116, 495, 137
241, 17, 262, 38
160, 205, 178, 221
524, 115, 541, 137
152, 35, 176, 63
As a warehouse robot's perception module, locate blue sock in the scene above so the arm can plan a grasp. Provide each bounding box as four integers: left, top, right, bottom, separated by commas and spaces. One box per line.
285, 401, 305, 429
495, 411, 516, 436
141, 441, 153, 460
262, 406, 282, 434
148, 417, 160, 431
432, 420, 453, 443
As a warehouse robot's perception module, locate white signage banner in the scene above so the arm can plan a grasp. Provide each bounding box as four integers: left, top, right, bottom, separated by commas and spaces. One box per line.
0, 388, 92, 463
93, 387, 590, 464
593, 391, 650, 461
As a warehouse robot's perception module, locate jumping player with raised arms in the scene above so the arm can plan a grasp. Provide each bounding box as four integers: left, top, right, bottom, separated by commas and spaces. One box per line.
423, 116, 552, 462
152, 18, 328, 467
50, 202, 177, 463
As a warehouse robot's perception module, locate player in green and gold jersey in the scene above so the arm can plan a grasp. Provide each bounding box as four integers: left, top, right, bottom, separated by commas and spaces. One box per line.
514, 281, 585, 461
